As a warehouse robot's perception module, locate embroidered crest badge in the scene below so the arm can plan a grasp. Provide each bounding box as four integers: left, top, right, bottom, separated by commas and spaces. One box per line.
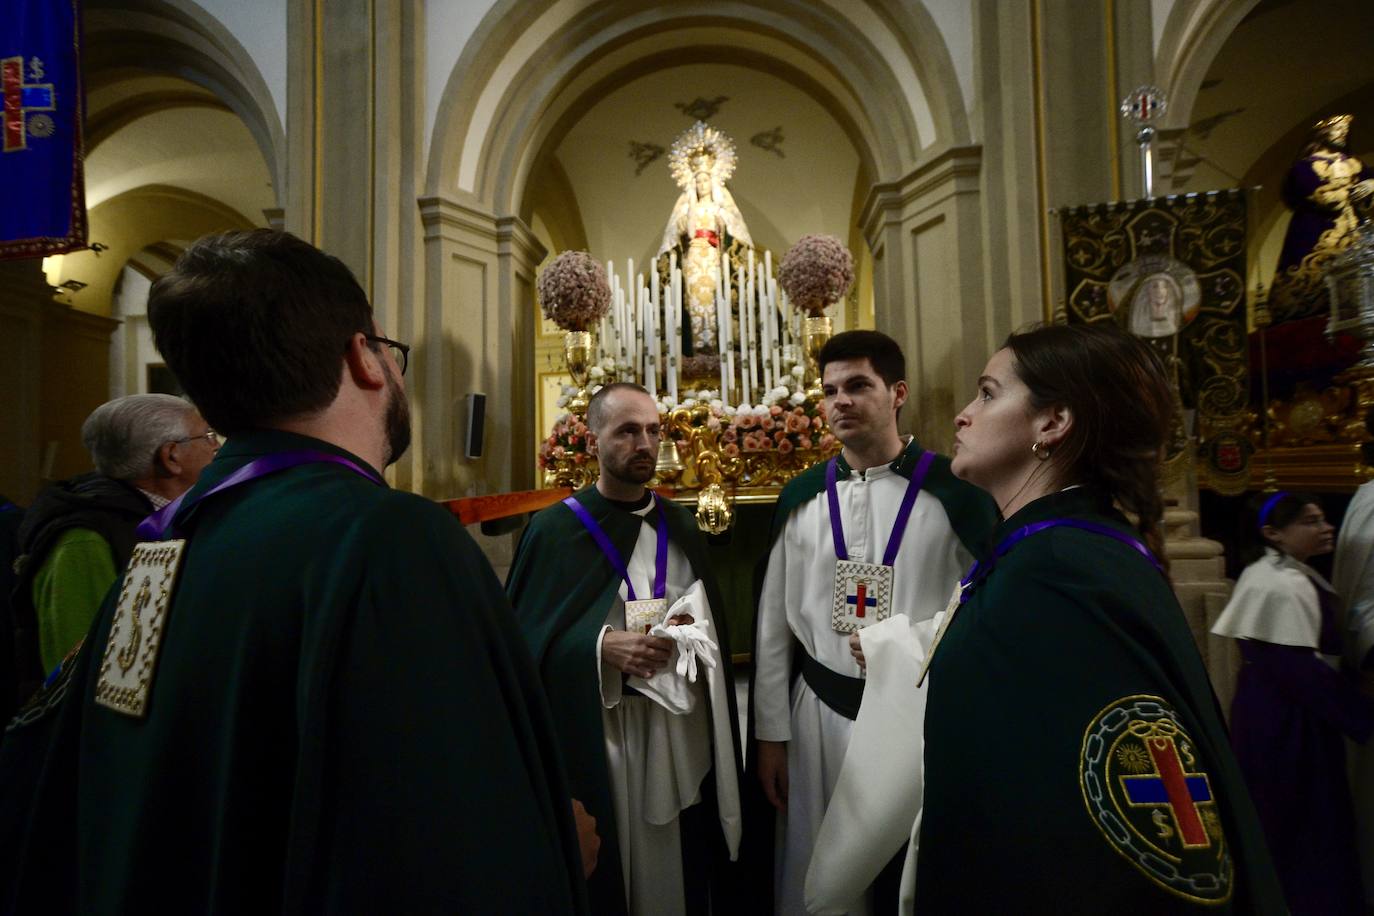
1080, 695, 1233, 904
831, 559, 893, 633
94, 540, 187, 718
625, 597, 668, 634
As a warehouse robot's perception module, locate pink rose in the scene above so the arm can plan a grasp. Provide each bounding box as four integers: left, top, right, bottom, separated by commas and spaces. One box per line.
760, 416, 775, 432
773, 429, 787, 443
819, 433, 836, 450
552, 445, 566, 458
706, 416, 721, 431
799, 436, 813, 449
722, 442, 740, 458
722, 428, 738, 443
737, 415, 757, 430
793, 406, 806, 416
770, 405, 784, 416
778, 439, 794, 455
569, 435, 581, 445
785, 413, 807, 433
811, 416, 823, 429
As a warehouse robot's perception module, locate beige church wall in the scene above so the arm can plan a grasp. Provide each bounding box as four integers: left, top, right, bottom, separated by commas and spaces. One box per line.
47, 187, 256, 319
39, 307, 121, 486
0, 264, 47, 504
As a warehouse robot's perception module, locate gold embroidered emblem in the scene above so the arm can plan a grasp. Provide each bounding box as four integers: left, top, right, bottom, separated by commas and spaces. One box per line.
95, 540, 186, 718
1080, 695, 1233, 904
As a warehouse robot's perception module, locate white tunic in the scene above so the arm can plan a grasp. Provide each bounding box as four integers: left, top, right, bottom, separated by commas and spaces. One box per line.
593, 501, 741, 916
754, 458, 970, 915
1334, 482, 1374, 905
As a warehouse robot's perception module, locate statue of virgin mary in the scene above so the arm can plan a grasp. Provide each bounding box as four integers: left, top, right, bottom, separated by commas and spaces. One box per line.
657, 122, 753, 356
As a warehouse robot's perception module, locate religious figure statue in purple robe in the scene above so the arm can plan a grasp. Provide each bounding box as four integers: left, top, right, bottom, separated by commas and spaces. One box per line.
1268, 115, 1374, 323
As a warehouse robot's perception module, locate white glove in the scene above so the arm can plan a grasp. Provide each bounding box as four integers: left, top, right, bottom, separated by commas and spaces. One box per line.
650, 618, 720, 683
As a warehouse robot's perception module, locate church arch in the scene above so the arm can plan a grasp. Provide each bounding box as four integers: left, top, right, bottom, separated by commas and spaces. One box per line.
1154, 0, 1262, 130
426, 0, 969, 211
84, 0, 285, 201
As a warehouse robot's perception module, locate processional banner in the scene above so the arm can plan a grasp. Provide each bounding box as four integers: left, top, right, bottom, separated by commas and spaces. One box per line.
1058, 190, 1251, 492
0, 0, 86, 259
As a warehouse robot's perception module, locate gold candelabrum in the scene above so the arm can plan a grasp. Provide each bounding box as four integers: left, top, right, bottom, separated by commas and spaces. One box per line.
803, 314, 833, 403
564, 330, 593, 417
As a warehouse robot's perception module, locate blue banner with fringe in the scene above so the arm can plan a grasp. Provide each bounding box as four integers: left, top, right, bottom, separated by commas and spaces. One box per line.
0, 0, 85, 259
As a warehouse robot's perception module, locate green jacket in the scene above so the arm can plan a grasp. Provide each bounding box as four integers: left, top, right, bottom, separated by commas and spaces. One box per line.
1, 430, 588, 915
506, 484, 742, 916
916, 487, 1284, 913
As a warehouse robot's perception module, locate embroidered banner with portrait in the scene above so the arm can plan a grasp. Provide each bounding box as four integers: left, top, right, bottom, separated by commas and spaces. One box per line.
1059, 190, 1251, 493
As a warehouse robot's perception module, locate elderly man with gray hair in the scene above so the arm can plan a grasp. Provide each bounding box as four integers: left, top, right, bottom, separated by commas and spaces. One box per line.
12, 394, 216, 693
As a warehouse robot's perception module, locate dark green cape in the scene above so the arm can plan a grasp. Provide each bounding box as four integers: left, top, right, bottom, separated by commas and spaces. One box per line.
506, 485, 743, 916
916, 487, 1284, 913
1, 430, 588, 915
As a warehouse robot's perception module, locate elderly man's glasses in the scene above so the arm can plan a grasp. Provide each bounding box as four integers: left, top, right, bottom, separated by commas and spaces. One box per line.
365, 334, 410, 376
172, 430, 221, 449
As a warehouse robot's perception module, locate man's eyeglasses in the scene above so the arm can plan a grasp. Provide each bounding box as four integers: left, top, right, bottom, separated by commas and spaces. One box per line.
173, 430, 221, 449
364, 334, 410, 376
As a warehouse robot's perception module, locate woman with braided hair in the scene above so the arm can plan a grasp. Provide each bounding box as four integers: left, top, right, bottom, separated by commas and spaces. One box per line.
911, 323, 1283, 913
1213, 492, 1374, 915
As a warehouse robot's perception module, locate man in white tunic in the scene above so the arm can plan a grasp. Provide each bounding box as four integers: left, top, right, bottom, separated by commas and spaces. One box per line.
751, 331, 996, 914
508, 383, 742, 916
1333, 479, 1374, 908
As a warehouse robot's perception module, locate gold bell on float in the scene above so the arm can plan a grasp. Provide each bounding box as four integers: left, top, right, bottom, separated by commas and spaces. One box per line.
654, 437, 684, 483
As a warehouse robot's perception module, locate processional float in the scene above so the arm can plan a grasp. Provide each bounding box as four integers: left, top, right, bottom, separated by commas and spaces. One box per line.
535, 122, 853, 533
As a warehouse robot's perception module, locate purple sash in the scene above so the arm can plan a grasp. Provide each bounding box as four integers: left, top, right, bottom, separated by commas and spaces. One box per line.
563, 494, 669, 601
959, 517, 1164, 604
137, 450, 384, 541
824, 449, 935, 565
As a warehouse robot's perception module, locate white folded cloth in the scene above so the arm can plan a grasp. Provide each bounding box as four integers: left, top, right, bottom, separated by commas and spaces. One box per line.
629, 584, 720, 715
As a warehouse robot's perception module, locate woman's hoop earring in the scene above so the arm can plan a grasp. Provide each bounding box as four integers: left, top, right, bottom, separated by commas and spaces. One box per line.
1031, 441, 1052, 461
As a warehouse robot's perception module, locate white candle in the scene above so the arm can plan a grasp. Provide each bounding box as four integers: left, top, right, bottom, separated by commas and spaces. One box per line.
645, 287, 658, 399
668, 278, 679, 404
719, 292, 730, 395
769, 277, 781, 385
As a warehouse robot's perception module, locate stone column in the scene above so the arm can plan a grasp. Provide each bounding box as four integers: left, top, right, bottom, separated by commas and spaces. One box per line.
860, 146, 986, 453
0, 261, 50, 503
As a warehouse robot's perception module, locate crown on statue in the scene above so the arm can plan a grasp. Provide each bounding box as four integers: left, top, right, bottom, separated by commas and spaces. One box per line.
1316, 114, 1353, 134
668, 121, 737, 190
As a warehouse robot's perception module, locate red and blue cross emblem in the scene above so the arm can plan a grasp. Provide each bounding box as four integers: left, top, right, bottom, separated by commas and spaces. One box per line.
2, 57, 56, 153
1120, 734, 1214, 848
846, 578, 876, 619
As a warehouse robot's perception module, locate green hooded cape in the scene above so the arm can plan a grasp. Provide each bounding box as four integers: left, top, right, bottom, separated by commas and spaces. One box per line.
506, 484, 744, 915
